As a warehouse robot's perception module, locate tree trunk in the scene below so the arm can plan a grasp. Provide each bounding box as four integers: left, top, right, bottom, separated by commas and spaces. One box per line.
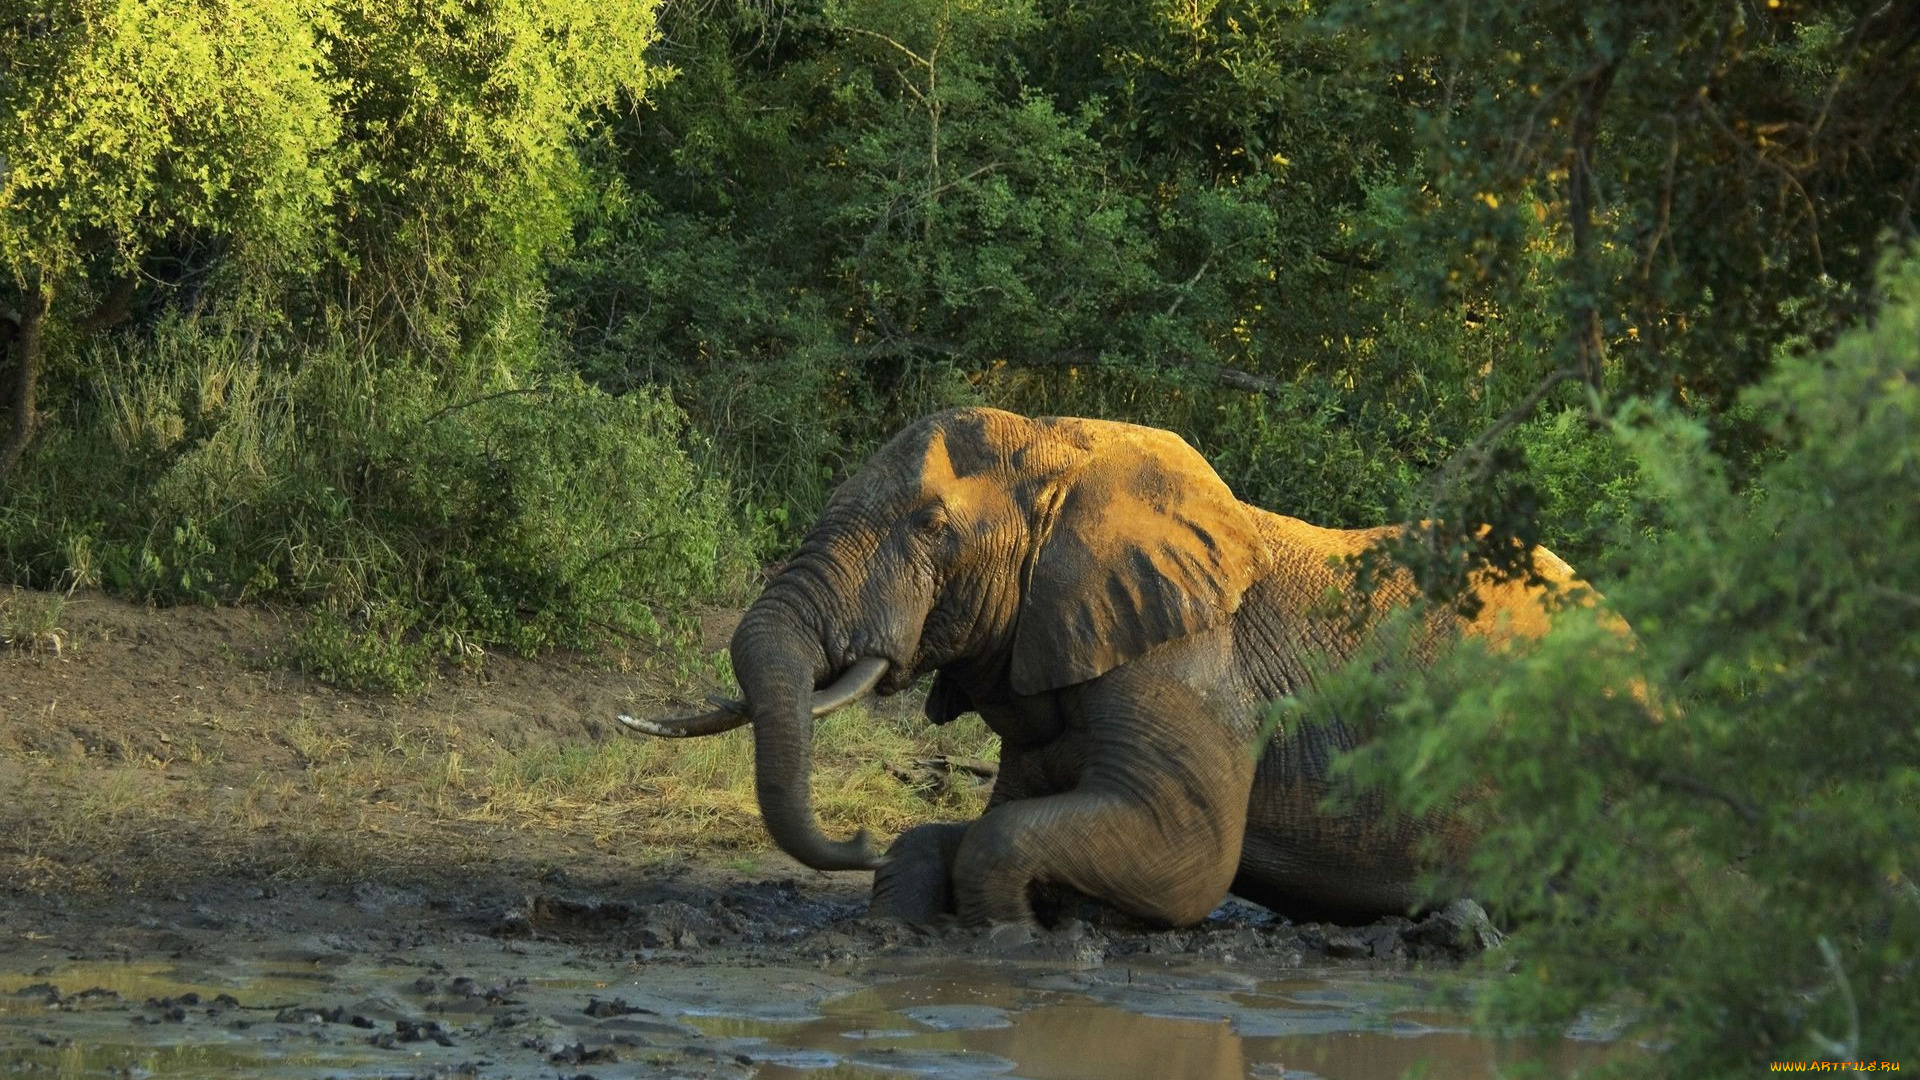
0, 280, 49, 491
1568, 60, 1619, 398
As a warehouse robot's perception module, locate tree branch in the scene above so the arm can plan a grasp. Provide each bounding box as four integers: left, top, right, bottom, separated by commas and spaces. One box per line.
1163, 255, 1213, 319
1425, 366, 1582, 497
1655, 771, 1763, 827
1567, 58, 1619, 397
840, 25, 932, 69
419, 387, 554, 426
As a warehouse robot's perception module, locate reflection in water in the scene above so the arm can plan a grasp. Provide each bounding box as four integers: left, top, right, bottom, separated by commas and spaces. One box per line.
16, 1043, 357, 1078
701, 969, 1618, 1080
1251, 1029, 1607, 1080
970, 1004, 1244, 1080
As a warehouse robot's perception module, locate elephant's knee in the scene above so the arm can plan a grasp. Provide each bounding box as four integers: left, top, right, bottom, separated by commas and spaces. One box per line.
951, 812, 1040, 926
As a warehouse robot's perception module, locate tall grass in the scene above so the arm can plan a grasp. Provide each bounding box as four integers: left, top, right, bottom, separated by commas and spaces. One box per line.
0, 587, 67, 654
479, 707, 999, 854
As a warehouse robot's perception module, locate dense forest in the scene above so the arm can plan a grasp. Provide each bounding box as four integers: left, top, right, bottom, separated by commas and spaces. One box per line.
3, 0, 1916, 1072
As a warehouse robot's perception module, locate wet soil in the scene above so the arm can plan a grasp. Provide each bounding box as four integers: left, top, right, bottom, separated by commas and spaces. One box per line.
0, 593, 1612, 1078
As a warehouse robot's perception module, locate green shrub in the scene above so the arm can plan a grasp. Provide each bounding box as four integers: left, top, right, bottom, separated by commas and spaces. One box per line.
1514, 406, 1643, 571
1300, 251, 1920, 1073
0, 319, 754, 688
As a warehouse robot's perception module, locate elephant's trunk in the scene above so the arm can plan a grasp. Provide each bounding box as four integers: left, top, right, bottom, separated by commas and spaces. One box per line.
731, 608, 882, 871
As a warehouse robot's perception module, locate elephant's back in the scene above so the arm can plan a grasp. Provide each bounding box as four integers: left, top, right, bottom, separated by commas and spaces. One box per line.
1226, 512, 1417, 697
1229, 510, 1595, 694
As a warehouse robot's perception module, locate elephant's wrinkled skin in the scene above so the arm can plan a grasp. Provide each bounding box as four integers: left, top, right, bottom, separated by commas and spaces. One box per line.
631, 407, 1595, 927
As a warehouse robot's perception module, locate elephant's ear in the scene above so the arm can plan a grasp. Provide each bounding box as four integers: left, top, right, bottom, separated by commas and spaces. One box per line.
1010, 423, 1269, 695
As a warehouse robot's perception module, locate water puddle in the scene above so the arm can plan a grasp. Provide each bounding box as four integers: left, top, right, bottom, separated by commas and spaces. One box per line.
694, 963, 1616, 1080
0, 951, 1619, 1079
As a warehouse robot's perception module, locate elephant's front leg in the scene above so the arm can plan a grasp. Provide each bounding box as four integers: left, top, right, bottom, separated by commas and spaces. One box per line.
950, 677, 1257, 928
868, 735, 1063, 923
870, 823, 969, 923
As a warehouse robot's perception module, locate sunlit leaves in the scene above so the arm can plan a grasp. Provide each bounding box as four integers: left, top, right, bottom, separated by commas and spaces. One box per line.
0, 0, 340, 287
321, 0, 667, 357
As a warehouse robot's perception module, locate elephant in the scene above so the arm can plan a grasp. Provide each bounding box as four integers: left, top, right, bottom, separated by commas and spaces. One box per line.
623, 407, 1596, 928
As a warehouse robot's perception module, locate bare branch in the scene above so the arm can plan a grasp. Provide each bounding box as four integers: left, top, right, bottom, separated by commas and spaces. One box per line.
1424, 366, 1582, 498
839, 25, 933, 69
420, 387, 554, 426
1656, 772, 1763, 827
1164, 256, 1213, 319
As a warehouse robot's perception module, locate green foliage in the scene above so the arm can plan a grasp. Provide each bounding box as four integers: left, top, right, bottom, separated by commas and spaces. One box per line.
291, 605, 436, 696
0, 0, 747, 686
1302, 252, 1920, 1073
557, 0, 1496, 544
321, 0, 666, 360
1326, 0, 1920, 412
1514, 407, 1642, 570
0, 0, 339, 287
0, 318, 753, 687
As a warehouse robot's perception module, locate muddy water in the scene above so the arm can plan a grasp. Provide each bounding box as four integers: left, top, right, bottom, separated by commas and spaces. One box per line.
695, 966, 1612, 1080
1, 945, 1614, 1079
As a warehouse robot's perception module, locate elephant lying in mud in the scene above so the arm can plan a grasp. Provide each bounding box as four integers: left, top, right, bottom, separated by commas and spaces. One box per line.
624, 407, 1596, 928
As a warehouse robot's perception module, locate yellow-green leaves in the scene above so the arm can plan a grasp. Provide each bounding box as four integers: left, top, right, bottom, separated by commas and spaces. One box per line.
0, 0, 340, 283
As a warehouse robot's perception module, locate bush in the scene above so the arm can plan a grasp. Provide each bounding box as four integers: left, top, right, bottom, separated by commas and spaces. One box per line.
0, 319, 753, 689
1303, 252, 1920, 1073
1514, 406, 1643, 572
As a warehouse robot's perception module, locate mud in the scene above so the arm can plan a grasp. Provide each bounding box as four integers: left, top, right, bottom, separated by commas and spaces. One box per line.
0, 873, 1621, 1079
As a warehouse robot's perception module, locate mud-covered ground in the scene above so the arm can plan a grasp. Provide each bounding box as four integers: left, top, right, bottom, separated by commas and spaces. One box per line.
0, 592, 1610, 1079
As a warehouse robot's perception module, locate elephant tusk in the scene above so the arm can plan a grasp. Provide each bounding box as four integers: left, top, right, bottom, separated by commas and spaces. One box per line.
617, 707, 748, 739
809, 655, 890, 716
616, 656, 890, 739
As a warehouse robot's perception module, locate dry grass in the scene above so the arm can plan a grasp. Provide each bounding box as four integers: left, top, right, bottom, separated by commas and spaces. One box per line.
0, 693, 998, 892
1, 587, 68, 656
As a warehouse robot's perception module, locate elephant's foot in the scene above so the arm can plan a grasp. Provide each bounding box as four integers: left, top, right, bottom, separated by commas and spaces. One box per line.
868, 822, 970, 925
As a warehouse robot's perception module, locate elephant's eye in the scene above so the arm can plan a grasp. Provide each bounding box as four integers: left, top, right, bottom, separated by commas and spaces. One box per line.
909, 502, 949, 536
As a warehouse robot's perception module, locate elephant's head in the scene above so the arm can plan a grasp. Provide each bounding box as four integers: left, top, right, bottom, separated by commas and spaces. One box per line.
625, 407, 1271, 871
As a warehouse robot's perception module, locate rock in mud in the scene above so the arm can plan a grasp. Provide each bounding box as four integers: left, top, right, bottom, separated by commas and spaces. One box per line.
549, 1041, 622, 1065
13, 982, 61, 1005
1403, 898, 1504, 957
583, 996, 655, 1018
372, 1017, 456, 1047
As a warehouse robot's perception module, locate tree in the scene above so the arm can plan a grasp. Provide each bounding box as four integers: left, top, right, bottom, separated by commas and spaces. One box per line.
321, 0, 665, 363
559, 0, 1469, 538
1313, 0, 1920, 602
1330, 0, 1920, 411
0, 0, 339, 485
